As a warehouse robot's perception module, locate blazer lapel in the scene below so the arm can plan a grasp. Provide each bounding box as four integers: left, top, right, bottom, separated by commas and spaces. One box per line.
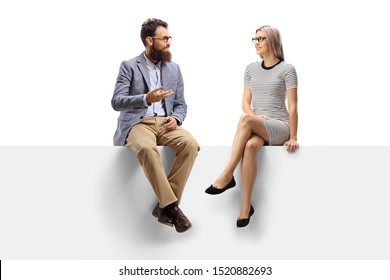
137, 52, 152, 91
161, 61, 174, 114
161, 61, 172, 90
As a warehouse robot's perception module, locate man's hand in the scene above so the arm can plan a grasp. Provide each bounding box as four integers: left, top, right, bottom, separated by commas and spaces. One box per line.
146, 86, 174, 104
163, 116, 178, 132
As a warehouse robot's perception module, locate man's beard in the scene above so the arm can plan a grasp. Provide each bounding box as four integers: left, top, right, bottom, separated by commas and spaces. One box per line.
150, 45, 172, 62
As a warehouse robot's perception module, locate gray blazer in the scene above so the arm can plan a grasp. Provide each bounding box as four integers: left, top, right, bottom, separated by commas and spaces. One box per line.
111, 52, 187, 146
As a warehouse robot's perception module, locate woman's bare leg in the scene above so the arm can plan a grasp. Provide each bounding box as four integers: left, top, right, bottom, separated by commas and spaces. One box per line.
212, 113, 269, 188
239, 134, 264, 218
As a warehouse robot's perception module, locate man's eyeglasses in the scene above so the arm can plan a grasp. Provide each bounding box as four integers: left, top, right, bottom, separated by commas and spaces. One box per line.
252, 36, 267, 43
152, 36, 172, 43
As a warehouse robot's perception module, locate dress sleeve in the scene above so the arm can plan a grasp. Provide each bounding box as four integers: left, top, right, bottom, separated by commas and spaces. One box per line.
284, 64, 298, 89
243, 63, 252, 88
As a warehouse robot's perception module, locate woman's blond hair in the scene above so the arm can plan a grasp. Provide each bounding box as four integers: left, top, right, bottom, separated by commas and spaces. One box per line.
256, 25, 284, 61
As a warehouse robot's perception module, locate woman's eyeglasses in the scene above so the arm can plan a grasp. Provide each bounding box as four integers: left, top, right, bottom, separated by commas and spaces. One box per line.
252, 36, 267, 43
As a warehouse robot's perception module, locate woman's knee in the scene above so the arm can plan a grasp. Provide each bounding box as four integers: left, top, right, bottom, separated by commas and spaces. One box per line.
239, 113, 251, 124
239, 113, 259, 127
245, 136, 264, 152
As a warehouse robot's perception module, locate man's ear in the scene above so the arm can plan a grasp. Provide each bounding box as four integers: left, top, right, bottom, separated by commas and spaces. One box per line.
146, 37, 153, 46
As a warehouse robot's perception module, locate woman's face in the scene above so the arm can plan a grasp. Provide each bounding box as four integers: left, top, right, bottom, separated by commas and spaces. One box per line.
254, 30, 269, 57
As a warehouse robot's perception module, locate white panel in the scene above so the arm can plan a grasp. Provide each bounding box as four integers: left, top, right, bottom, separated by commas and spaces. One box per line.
1, 147, 389, 259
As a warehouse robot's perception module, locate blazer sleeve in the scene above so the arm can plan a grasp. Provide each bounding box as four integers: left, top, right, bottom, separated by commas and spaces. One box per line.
111, 60, 147, 111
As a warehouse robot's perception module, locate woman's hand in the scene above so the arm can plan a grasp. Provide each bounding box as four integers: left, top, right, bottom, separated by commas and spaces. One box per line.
284, 139, 299, 153
259, 114, 270, 120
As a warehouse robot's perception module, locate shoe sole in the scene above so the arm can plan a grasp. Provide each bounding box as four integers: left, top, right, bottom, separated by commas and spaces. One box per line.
175, 223, 192, 233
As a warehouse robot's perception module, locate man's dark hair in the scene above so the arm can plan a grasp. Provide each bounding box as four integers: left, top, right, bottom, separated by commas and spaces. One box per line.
140, 18, 168, 46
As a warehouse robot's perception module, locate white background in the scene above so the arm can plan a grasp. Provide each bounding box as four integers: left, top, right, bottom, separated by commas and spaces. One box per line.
1, 2, 390, 279
1, 0, 389, 146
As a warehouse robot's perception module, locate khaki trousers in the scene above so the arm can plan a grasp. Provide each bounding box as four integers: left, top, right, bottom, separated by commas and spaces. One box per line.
126, 117, 199, 208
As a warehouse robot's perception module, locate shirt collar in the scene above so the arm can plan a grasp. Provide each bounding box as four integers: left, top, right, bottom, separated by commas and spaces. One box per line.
144, 53, 161, 70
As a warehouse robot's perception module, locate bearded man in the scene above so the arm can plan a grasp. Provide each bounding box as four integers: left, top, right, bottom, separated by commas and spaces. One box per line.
111, 18, 199, 233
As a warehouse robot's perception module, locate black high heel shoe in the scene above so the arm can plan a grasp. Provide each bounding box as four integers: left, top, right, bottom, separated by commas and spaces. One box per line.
236, 205, 255, 228
205, 177, 236, 195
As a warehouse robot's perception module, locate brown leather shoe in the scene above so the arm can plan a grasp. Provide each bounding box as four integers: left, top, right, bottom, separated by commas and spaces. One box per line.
166, 203, 192, 233
152, 204, 173, 227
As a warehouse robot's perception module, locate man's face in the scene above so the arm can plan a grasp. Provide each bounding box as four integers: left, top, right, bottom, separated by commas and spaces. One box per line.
150, 26, 172, 62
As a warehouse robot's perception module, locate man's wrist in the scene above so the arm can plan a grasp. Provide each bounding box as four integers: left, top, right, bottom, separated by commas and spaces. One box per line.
144, 94, 151, 106
173, 117, 181, 126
